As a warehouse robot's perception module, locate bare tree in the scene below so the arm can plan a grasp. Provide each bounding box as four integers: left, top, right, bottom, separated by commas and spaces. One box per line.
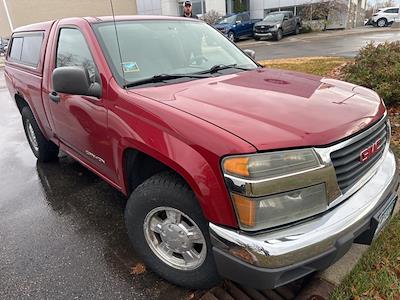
201, 10, 223, 25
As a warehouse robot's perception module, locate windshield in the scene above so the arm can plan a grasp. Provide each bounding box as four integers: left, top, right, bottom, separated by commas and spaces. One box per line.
93, 20, 256, 86
263, 14, 284, 22
216, 15, 237, 24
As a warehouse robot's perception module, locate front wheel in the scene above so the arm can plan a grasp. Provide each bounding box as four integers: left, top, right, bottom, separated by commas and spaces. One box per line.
125, 172, 221, 289
377, 18, 387, 27
295, 25, 300, 35
275, 29, 283, 41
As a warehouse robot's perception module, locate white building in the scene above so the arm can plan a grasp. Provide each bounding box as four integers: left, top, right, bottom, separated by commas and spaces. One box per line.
135, 0, 227, 17
249, 0, 367, 29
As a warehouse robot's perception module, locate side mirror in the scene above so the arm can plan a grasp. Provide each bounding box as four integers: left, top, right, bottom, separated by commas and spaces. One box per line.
52, 66, 102, 98
243, 49, 256, 60
283, 16, 289, 21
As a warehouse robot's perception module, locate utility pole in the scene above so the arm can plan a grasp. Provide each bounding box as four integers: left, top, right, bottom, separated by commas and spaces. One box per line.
2, 0, 13, 32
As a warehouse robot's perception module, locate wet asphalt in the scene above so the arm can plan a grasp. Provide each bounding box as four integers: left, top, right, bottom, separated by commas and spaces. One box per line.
0, 71, 191, 299
238, 28, 400, 60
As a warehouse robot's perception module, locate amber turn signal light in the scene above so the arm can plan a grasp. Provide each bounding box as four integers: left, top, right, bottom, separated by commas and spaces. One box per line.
223, 157, 249, 177
231, 194, 256, 227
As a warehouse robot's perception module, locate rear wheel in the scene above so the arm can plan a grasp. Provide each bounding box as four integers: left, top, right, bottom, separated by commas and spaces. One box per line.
125, 172, 221, 289
295, 25, 300, 35
228, 31, 236, 42
21, 107, 59, 162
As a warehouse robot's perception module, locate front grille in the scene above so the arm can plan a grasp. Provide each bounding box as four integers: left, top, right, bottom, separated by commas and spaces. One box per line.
255, 25, 272, 33
330, 117, 388, 193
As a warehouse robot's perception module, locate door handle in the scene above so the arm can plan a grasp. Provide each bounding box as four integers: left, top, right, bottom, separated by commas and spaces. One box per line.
49, 91, 60, 103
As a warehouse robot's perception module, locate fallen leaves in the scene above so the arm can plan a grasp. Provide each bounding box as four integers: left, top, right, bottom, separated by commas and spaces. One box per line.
130, 263, 146, 275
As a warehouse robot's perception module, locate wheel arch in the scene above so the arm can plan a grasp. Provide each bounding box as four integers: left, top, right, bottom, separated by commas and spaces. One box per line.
119, 140, 238, 227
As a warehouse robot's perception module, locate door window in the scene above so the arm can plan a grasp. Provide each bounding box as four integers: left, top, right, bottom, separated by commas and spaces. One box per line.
56, 28, 98, 82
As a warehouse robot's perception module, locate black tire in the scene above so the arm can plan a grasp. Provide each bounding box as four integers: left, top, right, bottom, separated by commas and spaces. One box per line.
275, 29, 283, 41
254, 36, 261, 41
125, 171, 221, 289
294, 25, 300, 35
21, 106, 59, 162
376, 18, 387, 27
227, 31, 236, 42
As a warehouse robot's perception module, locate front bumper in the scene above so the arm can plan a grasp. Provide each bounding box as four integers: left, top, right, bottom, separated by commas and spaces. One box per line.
210, 149, 399, 289
254, 31, 276, 38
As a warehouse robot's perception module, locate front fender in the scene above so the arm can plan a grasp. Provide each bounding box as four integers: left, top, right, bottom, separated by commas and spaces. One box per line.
107, 90, 256, 228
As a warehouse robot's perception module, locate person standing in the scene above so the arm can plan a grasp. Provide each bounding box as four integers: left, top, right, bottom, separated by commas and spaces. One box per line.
182, 1, 198, 19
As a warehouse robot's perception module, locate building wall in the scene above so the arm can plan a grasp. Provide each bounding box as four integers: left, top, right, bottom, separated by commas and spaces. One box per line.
136, 0, 162, 15
0, 0, 137, 37
205, 0, 226, 15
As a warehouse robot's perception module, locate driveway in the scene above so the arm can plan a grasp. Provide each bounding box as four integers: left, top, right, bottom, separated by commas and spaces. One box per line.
237, 27, 400, 60
0, 70, 191, 299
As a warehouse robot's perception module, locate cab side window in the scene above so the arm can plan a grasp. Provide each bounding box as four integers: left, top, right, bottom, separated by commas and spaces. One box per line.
56, 28, 98, 82
9, 33, 43, 67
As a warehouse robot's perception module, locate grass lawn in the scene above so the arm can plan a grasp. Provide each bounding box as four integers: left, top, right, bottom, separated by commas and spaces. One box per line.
262, 57, 400, 299
259, 56, 351, 77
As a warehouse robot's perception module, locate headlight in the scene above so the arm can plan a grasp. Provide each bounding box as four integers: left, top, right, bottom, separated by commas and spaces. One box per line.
222, 149, 328, 231
231, 184, 327, 229
222, 149, 320, 179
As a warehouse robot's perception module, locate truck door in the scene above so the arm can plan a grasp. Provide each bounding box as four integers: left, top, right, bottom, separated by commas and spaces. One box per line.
241, 13, 252, 36
235, 14, 244, 37
282, 13, 292, 34
46, 24, 116, 181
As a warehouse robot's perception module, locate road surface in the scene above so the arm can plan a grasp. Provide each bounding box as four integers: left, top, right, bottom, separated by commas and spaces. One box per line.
237, 28, 400, 60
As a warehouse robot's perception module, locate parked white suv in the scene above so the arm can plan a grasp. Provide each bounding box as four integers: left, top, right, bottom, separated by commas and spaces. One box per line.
372, 6, 399, 27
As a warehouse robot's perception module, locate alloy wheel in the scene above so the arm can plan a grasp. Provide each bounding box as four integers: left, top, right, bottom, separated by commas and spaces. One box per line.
143, 206, 207, 271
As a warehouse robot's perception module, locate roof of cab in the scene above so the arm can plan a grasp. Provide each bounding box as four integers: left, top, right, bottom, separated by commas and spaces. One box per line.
12, 15, 199, 33
83, 15, 200, 23
13, 20, 56, 33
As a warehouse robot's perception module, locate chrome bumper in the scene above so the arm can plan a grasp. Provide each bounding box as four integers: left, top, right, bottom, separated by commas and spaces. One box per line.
210, 149, 398, 269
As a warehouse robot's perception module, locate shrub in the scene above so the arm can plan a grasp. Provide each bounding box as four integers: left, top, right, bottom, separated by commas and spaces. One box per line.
342, 42, 400, 106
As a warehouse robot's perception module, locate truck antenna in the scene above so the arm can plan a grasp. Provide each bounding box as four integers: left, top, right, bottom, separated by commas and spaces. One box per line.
109, 0, 127, 88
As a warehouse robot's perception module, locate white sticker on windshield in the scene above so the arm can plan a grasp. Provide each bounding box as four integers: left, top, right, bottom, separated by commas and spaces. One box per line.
122, 62, 140, 73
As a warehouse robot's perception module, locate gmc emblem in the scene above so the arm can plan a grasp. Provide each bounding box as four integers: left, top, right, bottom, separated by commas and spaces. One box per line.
360, 138, 382, 162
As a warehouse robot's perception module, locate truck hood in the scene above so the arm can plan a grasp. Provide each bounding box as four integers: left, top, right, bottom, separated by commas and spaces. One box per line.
255, 21, 280, 26
131, 68, 385, 151
212, 23, 232, 30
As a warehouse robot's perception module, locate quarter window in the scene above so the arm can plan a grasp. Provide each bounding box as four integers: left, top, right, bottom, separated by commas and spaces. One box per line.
21, 34, 43, 66
9, 37, 23, 61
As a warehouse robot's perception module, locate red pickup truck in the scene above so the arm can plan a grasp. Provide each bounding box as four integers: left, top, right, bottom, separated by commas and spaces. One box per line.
5, 16, 399, 290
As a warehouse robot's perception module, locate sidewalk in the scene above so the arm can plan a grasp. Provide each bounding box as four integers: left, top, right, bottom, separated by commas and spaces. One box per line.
237, 26, 400, 48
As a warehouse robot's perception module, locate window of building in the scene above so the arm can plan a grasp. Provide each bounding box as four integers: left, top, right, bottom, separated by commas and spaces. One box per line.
178, 0, 206, 16
280, 6, 295, 14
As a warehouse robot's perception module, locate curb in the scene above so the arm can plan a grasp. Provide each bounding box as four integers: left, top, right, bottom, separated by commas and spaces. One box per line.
237, 27, 400, 48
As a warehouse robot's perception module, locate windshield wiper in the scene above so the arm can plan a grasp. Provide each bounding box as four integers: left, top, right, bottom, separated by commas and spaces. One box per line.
124, 73, 209, 88
198, 64, 252, 74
